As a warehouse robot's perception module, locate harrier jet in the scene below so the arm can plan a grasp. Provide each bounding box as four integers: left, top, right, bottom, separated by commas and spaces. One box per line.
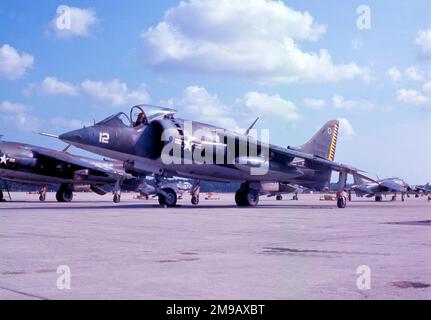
349, 176, 411, 202
0, 138, 138, 202
58, 104, 370, 208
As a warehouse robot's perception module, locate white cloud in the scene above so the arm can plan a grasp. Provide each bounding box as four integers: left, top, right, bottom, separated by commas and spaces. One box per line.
304, 98, 326, 109
387, 66, 401, 83
415, 28, 431, 58
405, 66, 425, 82
166, 85, 238, 129
141, 0, 367, 84
332, 95, 374, 110
81, 79, 150, 107
337, 118, 355, 139
396, 89, 428, 105
24, 76, 78, 96
0, 44, 34, 80
50, 6, 97, 39
0, 100, 30, 113
238, 91, 301, 121
0, 113, 40, 132
48, 117, 84, 130
0, 100, 38, 132
423, 81, 431, 94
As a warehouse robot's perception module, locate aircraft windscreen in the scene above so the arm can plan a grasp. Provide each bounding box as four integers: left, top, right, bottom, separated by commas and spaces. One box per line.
97, 112, 130, 127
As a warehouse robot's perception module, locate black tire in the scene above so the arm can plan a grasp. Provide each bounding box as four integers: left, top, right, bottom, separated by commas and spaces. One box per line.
276, 195, 282, 201
235, 190, 246, 206
158, 195, 166, 205
159, 188, 177, 207
113, 194, 121, 203
191, 195, 199, 205
39, 194, 46, 202
56, 188, 73, 203
0, 190, 3, 201
246, 189, 259, 206
337, 196, 347, 208
375, 195, 382, 202
293, 195, 298, 201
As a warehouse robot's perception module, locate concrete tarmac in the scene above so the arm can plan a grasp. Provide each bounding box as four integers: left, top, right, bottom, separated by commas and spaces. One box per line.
0, 192, 430, 300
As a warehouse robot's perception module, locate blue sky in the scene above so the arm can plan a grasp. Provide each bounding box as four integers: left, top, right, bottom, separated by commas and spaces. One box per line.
0, 0, 430, 183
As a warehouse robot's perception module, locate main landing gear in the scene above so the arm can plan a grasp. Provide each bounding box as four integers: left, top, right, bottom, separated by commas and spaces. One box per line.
158, 187, 177, 207
375, 195, 383, 202
56, 184, 73, 202
235, 183, 259, 207
0, 190, 3, 202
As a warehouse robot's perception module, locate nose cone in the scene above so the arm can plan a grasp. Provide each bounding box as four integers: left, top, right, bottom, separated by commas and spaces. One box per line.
59, 128, 86, 145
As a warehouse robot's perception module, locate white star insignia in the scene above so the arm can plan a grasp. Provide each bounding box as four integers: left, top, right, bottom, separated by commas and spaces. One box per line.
0, 154, 7, 165
183, 136, 193, 151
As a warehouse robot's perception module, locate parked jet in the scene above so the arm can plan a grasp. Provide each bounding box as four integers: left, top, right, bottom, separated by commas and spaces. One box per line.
411, 183, 430, 197
58, 104, 371, 208
263, 183, 307, 201
0, 139, 139, 202
349, 176, 411, 202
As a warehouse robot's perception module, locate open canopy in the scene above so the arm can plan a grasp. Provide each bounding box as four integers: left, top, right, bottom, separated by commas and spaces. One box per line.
96, 104, 177, 127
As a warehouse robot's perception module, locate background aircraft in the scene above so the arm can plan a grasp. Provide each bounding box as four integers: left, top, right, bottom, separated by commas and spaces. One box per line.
58, 104, 371, 208
0, 139, 139, 202
349, 176, 411, 202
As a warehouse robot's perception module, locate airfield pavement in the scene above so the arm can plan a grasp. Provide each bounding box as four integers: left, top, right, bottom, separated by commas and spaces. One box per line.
0, 192, 430, 300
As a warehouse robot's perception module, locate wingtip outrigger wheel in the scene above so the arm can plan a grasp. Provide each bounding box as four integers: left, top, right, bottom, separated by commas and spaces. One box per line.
190, 179, 200, 205
336, 171, 348, 208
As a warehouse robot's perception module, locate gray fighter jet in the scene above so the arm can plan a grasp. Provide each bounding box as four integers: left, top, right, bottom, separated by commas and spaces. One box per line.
349, 176, 411, 202
0, 138, 139, 202
58, 104, 370, 208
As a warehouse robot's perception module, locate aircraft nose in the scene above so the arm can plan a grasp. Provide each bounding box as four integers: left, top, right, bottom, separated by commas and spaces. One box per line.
59, 128, 85, 144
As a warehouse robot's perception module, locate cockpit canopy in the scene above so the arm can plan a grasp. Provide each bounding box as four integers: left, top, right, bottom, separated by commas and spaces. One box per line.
96, 104, 177, 127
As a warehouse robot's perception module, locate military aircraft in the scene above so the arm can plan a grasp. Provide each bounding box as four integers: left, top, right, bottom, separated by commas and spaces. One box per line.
263, 183, 307, 201
58, 104, 371, 208
0, 138, 139, 202
411, 183, 430, 197
349, 176, 411, 202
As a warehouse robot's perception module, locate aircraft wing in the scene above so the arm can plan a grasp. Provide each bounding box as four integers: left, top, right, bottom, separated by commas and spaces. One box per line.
270, 145, 376, 182
33, 148, 133, 179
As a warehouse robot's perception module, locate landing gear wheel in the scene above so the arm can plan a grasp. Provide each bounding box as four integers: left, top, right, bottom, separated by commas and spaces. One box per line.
113, 194, 121, 203
39, 194, 46, 202
337, 196, 347, 208
235, 188, 259, 207
235, 190, 246, 206
56, 186, 73, 202
191, 195, 199, 205
0, 190, 4, 201
292, 194, 298, 201
246, 189, 259, 206
375, 195, 382, 202
158, 188, 177, 207
276, 195, 282, 201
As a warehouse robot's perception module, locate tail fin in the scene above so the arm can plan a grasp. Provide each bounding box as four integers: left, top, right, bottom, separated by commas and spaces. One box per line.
297, 120, 339, 161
